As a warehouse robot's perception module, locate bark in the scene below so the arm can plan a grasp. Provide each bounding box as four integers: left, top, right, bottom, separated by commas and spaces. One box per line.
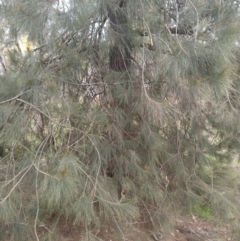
108, 0, 131, 72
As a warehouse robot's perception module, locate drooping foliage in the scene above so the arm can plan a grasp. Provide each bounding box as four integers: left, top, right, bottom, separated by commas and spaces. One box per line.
0, 0, 240, 240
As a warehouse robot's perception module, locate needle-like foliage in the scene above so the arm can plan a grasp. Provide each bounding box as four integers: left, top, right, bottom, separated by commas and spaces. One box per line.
0, 0, 240, 240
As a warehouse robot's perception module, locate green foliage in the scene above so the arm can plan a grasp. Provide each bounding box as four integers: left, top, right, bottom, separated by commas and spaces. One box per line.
0, 0, 240, 240
192, 203, 213, 220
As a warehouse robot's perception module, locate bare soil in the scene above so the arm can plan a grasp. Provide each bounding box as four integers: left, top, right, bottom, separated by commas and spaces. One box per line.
162, 216, 236, 241
50, 215, 237, 241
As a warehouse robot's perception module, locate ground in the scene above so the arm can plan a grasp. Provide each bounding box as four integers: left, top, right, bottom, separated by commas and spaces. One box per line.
162, 216, 236, 241
51, 215, 237, 241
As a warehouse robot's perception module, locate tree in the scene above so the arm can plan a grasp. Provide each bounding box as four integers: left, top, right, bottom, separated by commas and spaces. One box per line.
0, 0, 240, 240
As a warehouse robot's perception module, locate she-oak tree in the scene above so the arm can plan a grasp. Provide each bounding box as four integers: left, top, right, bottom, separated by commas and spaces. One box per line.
1, 0, 240, 240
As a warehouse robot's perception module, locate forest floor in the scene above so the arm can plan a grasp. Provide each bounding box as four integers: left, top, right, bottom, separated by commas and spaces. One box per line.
55, 214, 237, 241
161, 216, 236, 241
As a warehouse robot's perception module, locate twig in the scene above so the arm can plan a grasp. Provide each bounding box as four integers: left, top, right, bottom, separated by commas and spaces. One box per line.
34, 162, 40, 241
0, 92, 25, 104
0, 165, 33, 204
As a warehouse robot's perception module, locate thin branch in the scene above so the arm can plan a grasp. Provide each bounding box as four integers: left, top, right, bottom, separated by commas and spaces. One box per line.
112, 212, 126, 241
0, 165, 33, 204
88, 136, 102, 200
0, 92, 25, 104
34, 162, 40, 241
33, 164, 59, 180
2, 164, 32, 188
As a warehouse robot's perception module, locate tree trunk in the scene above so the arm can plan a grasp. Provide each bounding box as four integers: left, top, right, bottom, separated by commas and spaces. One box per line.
108, 0, 131, 72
